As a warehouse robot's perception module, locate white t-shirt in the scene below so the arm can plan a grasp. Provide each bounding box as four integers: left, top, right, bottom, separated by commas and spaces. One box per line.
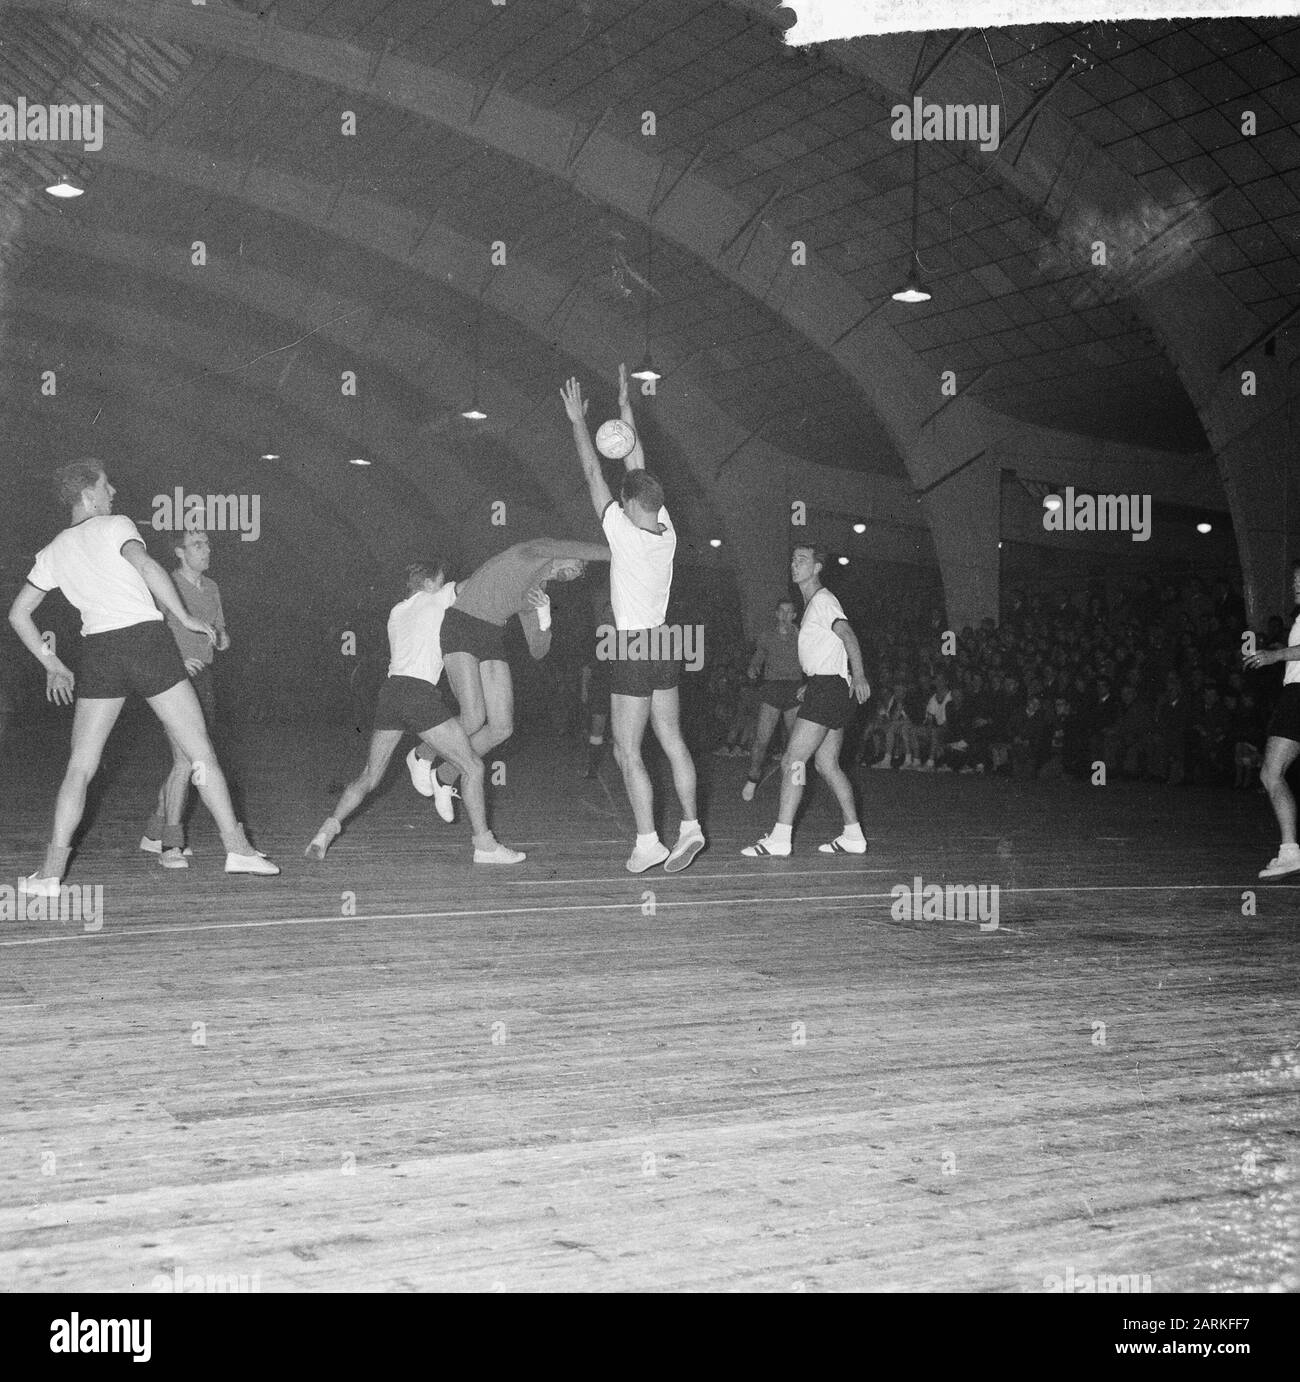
601, 500, 675, 631
926, 690, 953, 725
798, 587, 850, 684
27, 515, 162, 636
387, 584, 457, 686
1285, 613, 1300, 687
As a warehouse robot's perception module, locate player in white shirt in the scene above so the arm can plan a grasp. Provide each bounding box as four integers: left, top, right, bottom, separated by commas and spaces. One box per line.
743, 544, 870, 857
562, 365, 705, 874
305, 559, 524, 865
7, 460, 278, 893
1243, 558, 1300, 878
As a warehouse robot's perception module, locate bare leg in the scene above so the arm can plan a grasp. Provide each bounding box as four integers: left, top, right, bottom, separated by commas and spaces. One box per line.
813, 728, 858, 825
417, 719, 494, 848
776, 718, 829, 827
611, 692, 655, 834
50, 696, 126, 850
1260, 736, 1300, 847
746, 701, 781, 781
649, 686, 698, 822
330, 730, 404, 827
146, 680, 258, 855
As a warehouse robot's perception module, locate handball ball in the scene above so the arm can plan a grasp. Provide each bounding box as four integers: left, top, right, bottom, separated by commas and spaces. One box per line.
595, 418, 637, 460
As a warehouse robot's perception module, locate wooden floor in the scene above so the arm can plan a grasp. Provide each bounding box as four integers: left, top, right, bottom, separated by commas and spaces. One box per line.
1, 718, 1296, 1292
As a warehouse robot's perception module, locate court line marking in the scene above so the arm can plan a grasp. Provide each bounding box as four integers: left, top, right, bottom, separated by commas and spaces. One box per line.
1, 880, 1294, 948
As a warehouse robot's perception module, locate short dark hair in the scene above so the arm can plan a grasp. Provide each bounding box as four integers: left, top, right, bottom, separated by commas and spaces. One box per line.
621, 470, 664, 512
792, 543, 827, 570
53, 459, 106, 509
405, 558, 446, 593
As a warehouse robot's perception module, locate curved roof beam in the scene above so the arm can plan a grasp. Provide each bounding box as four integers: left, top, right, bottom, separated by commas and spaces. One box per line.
4, 282, 511, 556
28, 218, 595, 536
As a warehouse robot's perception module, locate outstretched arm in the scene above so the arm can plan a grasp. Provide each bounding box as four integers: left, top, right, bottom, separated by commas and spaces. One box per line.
617, 363, 647, 473
522, 538, 611, 563
120, 541, 216, 645
561, 377, 614, 518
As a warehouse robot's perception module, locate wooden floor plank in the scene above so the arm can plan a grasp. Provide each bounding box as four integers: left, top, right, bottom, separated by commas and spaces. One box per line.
1, 723, 1296, 1291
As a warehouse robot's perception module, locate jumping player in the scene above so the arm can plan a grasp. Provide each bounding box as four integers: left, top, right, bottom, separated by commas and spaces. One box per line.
742, 545, 870, 857
561, 364, 705, 874
140, 528, 230, 868
741, 597, 803, 801
405, 538, 611, 809
306, 559, 524, 864
7, 461, 278, 892
1243, 558, 1300, 878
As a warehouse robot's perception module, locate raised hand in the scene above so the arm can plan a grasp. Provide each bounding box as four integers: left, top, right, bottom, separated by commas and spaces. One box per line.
560, 377, 589, 423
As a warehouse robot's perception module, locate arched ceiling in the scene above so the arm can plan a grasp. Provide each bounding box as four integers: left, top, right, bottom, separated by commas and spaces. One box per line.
1, 0, 1296, 608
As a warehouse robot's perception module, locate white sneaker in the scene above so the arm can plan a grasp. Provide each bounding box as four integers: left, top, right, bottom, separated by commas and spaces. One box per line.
18, 873, 61, 898
741, 835, 790, 858
870, 758, 892, 770
626, 839, 670, 873
140, 835, 192, 857
1259, 847, 1300, 879
160, 847, 190, 870
920, 760, 935, 772
226, 852, 280, 876
405, 748, 435, 797
901, 759, 919, 771
431, 777, 458, 824
474, 842, 526, 864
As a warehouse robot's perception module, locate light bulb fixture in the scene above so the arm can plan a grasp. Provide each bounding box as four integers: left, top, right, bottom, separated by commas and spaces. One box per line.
348, 457, 371, 466
1043, 495, 1062, 512
45, 177, 84, 199
630, 352, 662, 383
890, 136, 931, 304
838, 556, 849, 566
852, 522, 866, 534
708, 538, 722, 548
462, 290, 488, 421
1196, 521, 1212, 534
630, 226, 662, 383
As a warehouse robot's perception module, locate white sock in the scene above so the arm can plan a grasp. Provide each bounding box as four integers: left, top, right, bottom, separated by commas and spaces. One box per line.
679, 819, 701, 837
769, 823, 792, 846
635, 832, 661, 850
841, 822, 865, 843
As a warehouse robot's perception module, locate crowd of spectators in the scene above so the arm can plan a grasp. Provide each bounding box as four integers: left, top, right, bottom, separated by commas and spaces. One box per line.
708, 573, 1293, 791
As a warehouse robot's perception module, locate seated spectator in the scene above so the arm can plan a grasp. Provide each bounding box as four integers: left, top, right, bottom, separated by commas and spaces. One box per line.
989, 673, 1023, 775
1010, 692, 1052, 779
869, 679, 920, 770
918, 672, 953, 771
1109, 683, 1159, 779
1155, 672, 1191, 786
1191, 684, 1232, 785
1232, 688, 1267, 789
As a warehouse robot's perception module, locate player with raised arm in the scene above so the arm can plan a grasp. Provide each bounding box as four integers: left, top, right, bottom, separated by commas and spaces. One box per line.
561, 365, 705, 874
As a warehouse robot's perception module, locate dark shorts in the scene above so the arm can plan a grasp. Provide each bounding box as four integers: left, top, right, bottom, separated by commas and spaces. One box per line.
373, 675, 455, 734
77, 619, 186, 701
797, 673, 854, 731
440, 606, 507, 663
760, 678, 803, 712
587, 659, 612, 703
608, 627, 681, 699
1266, 684, 1300, 743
